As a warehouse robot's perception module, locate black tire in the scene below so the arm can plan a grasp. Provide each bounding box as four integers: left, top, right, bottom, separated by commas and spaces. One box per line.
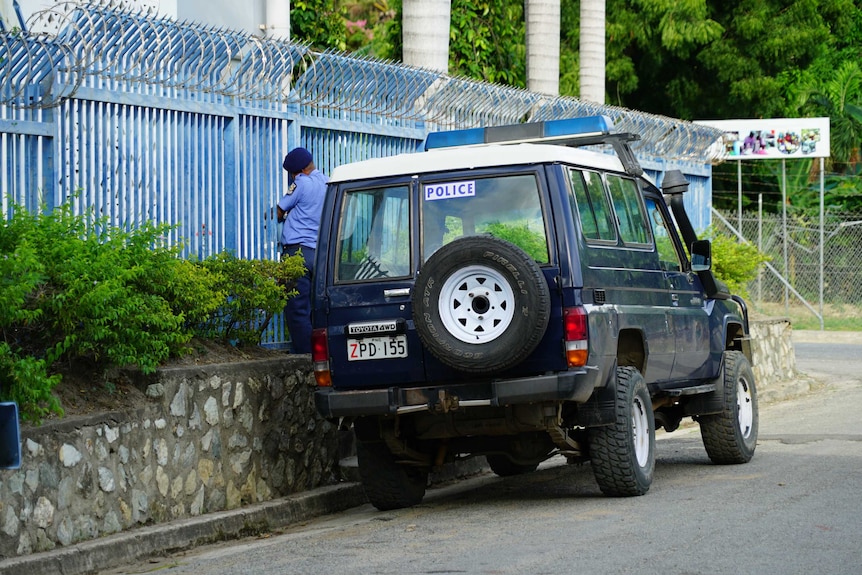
699, 351, 758, 464
413, 235, 551, 373
589, 367, 655, 496
355, 440, 428, 511
485, 454, 540, 477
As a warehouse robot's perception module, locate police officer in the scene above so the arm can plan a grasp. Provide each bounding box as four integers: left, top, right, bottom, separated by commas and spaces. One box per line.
278, 147, 329, 354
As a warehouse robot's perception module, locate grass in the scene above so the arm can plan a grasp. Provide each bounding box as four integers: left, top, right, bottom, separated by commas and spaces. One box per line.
750, 302, 862, 331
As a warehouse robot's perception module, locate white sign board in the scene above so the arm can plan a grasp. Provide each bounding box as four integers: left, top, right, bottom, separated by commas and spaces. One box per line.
696, 117, 831, 160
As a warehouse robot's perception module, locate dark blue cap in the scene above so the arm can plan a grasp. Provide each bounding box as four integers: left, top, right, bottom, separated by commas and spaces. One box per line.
283, 147, 313, 173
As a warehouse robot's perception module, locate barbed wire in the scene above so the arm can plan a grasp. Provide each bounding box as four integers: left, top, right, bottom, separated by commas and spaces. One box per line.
1, 1, 726, 162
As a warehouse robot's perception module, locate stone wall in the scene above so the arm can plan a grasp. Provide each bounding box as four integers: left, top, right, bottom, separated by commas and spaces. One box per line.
0, 357, 338, 559
749, 318, 798, 401
0, 319, 796, 559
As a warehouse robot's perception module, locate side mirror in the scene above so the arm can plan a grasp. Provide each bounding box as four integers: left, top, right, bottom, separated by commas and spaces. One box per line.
691, 239, 712, 272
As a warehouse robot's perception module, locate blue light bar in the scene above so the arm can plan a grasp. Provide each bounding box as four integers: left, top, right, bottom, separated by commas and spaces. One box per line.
424, 115, 615, 150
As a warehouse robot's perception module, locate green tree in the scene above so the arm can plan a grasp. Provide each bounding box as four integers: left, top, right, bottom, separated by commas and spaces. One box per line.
797, 60, 862, 173
448, 0, 525, 86
292, 0, 348, 50
341, 0, 400, 57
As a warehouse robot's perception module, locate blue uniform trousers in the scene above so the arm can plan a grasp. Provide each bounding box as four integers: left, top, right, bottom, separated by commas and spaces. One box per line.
282, 244, 314, 354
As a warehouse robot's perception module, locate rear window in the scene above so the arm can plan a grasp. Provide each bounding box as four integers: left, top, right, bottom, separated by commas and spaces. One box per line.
421, 173, 549, 263
335, 185, 410, 282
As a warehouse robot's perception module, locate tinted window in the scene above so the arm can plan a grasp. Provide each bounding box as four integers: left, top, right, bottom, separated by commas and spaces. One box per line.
336, 186, 410, 281
422, 174, 549, 263
569, 169, 616, 242
607, 175, 650, 245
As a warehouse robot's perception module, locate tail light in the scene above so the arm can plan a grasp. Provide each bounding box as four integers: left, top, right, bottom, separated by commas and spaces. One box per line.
563, 306, 588, 367
311, 328, 332, 387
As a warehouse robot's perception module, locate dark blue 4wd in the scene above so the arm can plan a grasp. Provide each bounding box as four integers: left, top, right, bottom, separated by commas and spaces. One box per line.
312, 116, 758, 510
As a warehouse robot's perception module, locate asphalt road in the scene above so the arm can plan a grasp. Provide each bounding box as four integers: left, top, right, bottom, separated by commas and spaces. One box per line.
102, 334, 862, 575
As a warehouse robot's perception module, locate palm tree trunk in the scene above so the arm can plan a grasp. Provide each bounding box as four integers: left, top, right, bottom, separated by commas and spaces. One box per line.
579, 0, 606, 103
402, 0, 451, 73
525, 0, 560, 96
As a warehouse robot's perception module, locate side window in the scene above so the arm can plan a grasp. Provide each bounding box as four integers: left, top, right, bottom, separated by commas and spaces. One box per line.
336, 185, 410, 281
645, 197, 683, 272
607, 175, 650, 245
569, 169, 616, 242
422, 174, 549, 263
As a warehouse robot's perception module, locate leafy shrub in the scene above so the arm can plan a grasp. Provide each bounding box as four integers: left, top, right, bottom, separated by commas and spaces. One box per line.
0, 200, 304, 422
194, 252, 303, 345
707, 230, 770, 299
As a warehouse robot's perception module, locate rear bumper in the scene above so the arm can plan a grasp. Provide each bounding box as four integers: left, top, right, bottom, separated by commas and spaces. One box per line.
314, 367, 599, 418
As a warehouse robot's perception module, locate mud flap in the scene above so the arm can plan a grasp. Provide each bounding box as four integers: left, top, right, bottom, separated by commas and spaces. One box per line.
683, 357, 727, 417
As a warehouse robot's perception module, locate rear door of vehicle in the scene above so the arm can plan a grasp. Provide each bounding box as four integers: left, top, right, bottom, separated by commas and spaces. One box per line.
321, 178, 426, 389
417, 166, 567, 380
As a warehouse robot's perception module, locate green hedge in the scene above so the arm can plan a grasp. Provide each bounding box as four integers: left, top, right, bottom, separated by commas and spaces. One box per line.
707, 229, 770, 300
0, 200, 303, 423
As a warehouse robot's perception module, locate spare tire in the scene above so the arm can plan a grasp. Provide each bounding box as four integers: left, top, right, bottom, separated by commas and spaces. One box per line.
413, 235, 551, 373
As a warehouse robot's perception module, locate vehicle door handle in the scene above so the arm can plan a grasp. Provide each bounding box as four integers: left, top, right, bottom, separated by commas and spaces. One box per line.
384, 288, 411, 298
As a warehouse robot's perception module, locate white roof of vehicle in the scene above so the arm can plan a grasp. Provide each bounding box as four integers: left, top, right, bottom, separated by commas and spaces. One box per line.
329, 143, 630, 183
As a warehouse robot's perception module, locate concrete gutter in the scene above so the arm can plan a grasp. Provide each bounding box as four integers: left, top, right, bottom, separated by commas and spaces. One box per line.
0, 482, 368, 575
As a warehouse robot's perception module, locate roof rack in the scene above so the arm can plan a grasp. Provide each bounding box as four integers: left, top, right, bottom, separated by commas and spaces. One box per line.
423, 115, 644, 176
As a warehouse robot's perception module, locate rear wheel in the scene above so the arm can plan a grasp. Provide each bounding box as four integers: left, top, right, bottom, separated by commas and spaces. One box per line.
355, 440, 428, 511
589, 367, 655, 496
699, 351, 758, 464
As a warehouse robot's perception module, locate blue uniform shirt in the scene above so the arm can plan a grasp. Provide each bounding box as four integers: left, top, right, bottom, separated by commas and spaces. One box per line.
278, 169, 329, 248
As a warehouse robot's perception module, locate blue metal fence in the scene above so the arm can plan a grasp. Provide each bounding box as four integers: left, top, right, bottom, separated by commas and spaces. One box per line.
1, 2, 724, 345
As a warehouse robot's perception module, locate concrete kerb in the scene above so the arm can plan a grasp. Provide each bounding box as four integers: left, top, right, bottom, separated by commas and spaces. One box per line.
0, 482, 368, 575
792, 330, 862, 345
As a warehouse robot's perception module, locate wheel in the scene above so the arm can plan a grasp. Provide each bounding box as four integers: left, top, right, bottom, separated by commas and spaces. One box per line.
486, 454, 540, 477
355, 440, 428, 511
589, 367, 655, 496
699, 351, 758, 464
413, 235, 550, 373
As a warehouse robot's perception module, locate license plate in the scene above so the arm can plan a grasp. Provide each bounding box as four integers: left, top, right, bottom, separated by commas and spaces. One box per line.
347, 335, 408, 361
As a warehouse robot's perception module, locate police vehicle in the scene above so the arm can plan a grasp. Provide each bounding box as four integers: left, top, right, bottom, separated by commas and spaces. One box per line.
311, 116, 757, 510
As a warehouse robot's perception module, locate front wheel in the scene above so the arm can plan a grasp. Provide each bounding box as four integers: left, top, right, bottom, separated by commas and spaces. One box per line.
589, 367, 655, 496
699, 351, 758, 464
356, 440, 429, 511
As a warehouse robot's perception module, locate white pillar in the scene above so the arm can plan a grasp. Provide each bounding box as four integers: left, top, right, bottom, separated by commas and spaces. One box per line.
402, 0, 451, 73
579, 0, 606, 103
266, 0, 291, 40
526, 0, 561, 96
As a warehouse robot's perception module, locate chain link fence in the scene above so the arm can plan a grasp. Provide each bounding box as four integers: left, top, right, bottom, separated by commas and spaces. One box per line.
715, 209, 862, 324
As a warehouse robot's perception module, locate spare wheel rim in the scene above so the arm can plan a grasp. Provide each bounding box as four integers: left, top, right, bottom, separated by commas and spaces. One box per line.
438, 264, 516, 344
